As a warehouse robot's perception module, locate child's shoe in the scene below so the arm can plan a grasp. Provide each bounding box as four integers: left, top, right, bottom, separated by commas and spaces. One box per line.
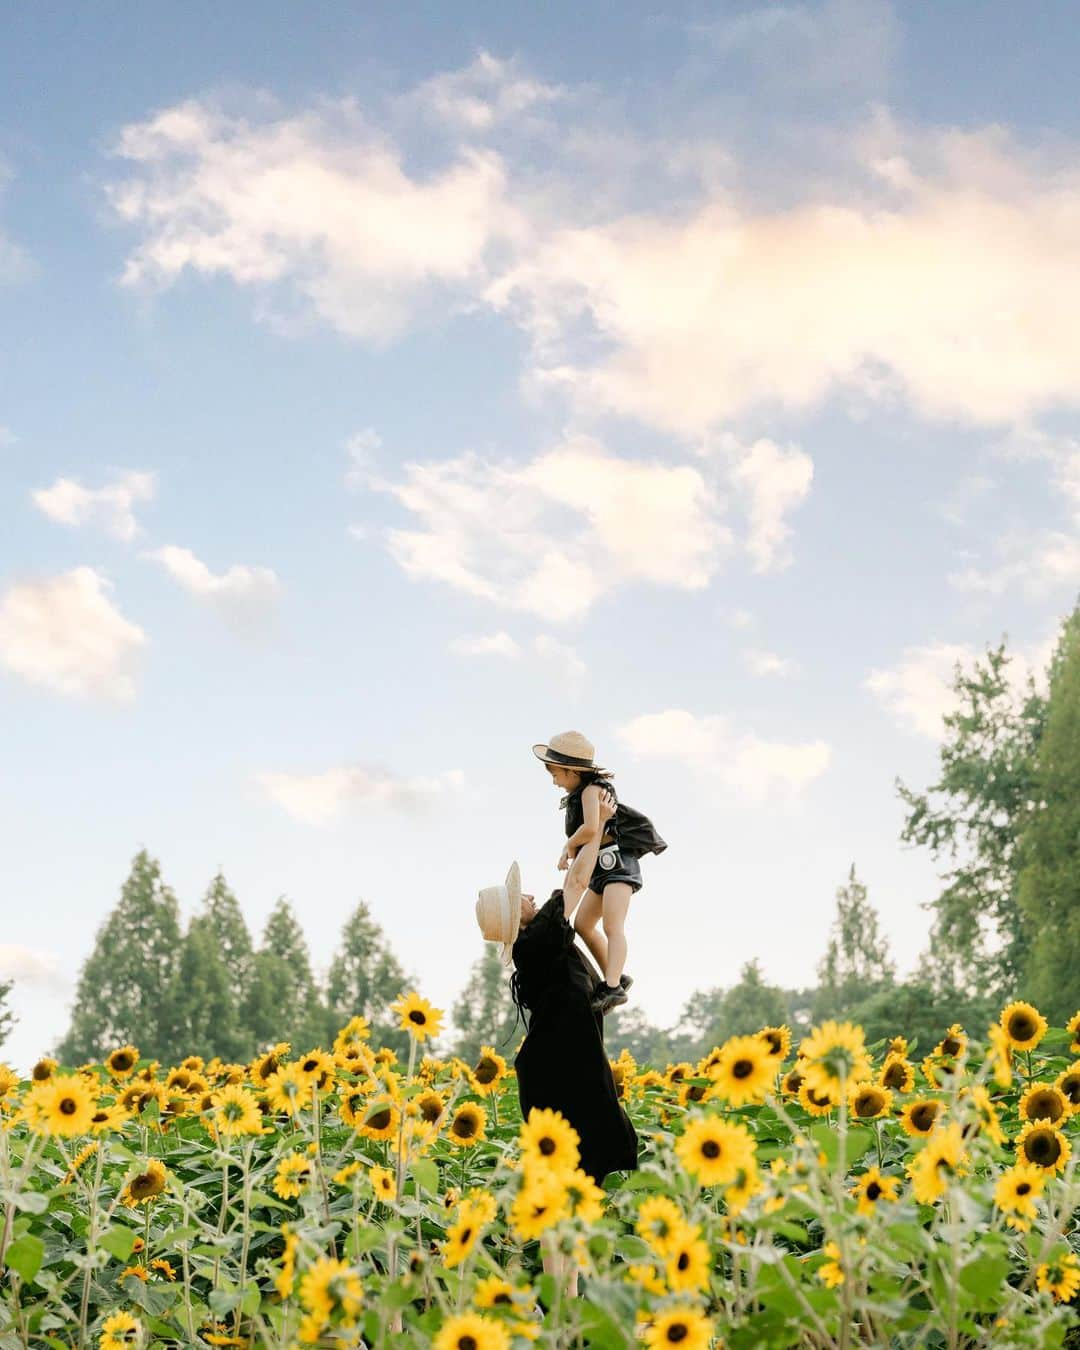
591, 982, 629, 1014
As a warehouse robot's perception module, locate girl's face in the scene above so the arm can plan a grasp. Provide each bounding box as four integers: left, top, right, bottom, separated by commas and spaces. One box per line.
545, 763, 581, 791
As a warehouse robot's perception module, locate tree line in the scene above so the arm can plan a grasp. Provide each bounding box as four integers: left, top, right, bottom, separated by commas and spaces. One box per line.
1, 598, 1075, 1070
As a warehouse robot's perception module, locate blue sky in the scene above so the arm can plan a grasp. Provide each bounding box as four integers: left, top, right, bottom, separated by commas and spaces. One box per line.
2, 2, 1078, 1071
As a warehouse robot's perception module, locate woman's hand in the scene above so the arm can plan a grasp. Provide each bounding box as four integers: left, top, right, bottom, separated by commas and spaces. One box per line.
557, 846, 571, 871
598, 787, 617, 824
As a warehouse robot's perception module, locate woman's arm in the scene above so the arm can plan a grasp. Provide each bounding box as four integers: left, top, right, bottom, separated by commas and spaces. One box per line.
564, 783, 602, 853
564, 787, 616, 915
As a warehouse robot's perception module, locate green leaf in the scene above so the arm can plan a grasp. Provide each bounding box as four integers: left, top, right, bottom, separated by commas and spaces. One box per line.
614, 1235, 652, 1262
12, 1191, 48, 1215
208, 1289, 240, 1316
3, 1233, 43, 1284
411, 1160, 439, 1195
579, 1301, 630, 1350
241, 1281, 262, 1315
959, 1254, 1011, 1311
99, 1226, 139, 1261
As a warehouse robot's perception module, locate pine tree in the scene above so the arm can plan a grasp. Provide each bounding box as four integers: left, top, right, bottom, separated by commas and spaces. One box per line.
1018, 602, 1080, 1022
243, 899, 326, 1052
173, 916, 243, 1061
0, 978, 14, 1049
450, 945, 519, 1064
56, 851, 182, 1063
201, 871, 255, 993
813, 864, 895, 1020
325, 902, 411, 1058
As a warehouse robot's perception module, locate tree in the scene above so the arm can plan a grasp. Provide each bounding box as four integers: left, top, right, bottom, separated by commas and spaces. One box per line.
0, 978, 14, 1049
813, 864, 894, 1021
450, 945, 519, 1064
243, 899, 326, 1053
172, 871, 258, 1062
603, 1006, 671, 1067
670, 961, 791, 1062
1018, 602, 1080, 1022
897, 641, 1047, 999
325, 902, 411, 1058
57, 851, 183, 1064
200, 871, 255, 993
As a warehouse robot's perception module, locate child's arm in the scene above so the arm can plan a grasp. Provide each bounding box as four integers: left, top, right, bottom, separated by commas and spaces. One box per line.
563, 787, 615, 914
561, 783, 602, 860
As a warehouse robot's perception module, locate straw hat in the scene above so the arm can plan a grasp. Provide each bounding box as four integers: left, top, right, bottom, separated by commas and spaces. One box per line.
476, 861, 523, 965
531, 730, 607, 774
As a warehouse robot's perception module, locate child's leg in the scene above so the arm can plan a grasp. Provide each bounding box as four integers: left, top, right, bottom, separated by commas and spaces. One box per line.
600, 883, 633, 986
572, 888, 608, 973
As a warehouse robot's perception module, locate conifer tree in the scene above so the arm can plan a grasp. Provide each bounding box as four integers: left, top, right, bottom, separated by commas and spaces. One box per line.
0, 978, 14, 1049
201, 870, 255, 994
56, 850, 182, 1063
243, 898, 326, 1052
1018, 602, 1080, 1022
450, 944, 519, 1064
325, 902, 411, 1058
813, 864, 895, 1020
173, 915, 243, 1061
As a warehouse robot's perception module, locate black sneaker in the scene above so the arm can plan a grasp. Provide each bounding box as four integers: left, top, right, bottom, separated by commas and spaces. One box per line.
591, 983, 629, 1015
620, 973, 634, 993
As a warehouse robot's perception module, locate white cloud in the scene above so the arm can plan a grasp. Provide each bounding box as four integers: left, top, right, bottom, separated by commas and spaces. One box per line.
728, 438, 813, 573
532, 634, 587, 689
32, 471, 155, 542
948, 530, 1080, 600
109, 96, 521, 341
0, 567, 146, 702
145, 545, 280, 629
0, 944, 67, 991
345, 428, 382, 489
409, 50, 563, 132
934, 473, 996, 528
617, 708, 830, 803
743, 647, 799, 677
449, 631, 521, 658
376, 434, 731, 622
256, 765, 465, 825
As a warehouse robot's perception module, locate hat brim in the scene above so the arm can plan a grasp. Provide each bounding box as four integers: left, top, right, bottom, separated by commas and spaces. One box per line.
532, 744, 607, 773
501, 860, 523, 964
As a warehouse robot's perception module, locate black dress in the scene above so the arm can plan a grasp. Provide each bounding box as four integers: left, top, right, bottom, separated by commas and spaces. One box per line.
511, 890, 639, 1185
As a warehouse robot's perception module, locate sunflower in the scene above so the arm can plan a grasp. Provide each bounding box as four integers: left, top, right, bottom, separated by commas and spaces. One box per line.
642, 1306, 713, 1350
469, 1047, 508, 1096
334, 1013, 372, 1048
212, 1084, 263, 1137
263, 1063, 313, 1117
275, 1229, 299, 1299
1035, 1251, 1080, 1304
850, 1166, 900, 1216
565, 1168, 606, 1224
120, 1159, 167, 1208
298, 1255, 364, 1323
625, 1263, 667, 1295
849, 1083, 893, 1121
509, 1168, 570, 1241
636, 1195, 686, 1255
106, 1046, 140, 1079
781, 1062, 806, 1098
334, 1040, 376, 1075
664, 1062, 694, 1088
878, 1053, 915, 1094
369, 1165, 396, 1203
391, 991, 444, 1043
985, 1023, 1013, 1089
519, 1107, 580, 1175
675, 1115, 755, 1187
1016, 1118, 1071, 1174
676, 1077, 715, 1109
99, 1310, 141, 1348
999, 1001, 1047, 1051
799, 1021, 871, 1094
31, 1057, 57, 1083
663, 1225, 710, 1293
900, 1098, 942, 1137
959, 1085, 1005, 1145
935, 1024, 967, 1059
332, 1160, 362, 1188
119, 1263, 149, 1283
759, 1024, 792, 1060
709, 1035, 777, 1107
250, 1042, 290, 1086
725, 1161, 762, 1216
993, 1162, 1046, 1231
444, 1210, 483, 1268
817, 1241, 845, 1288
447, 1102, 488, 1148
1055, 1062, 1080, 1110
0, 1063, 19, 1103
473, 1276, 517, 1309
907, 1122, 967, 1205
27, 1074, 97, 1137
63, 1139, 100, 1182
434, 1313, 511, 1350
296, 1049, 336, 1093
1067, 1010, 1080, 1056
462, 1188, 498, 1227
273, 1152, 313, 1200
1018, 1083, 1069, 1126
885, 1035, 908, 1058
414, 1090, 448, 1126
797, 1081, 838, 1116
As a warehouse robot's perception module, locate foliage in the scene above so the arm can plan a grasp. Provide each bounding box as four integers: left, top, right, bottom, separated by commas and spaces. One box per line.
813, 864, 894, 1022
449, 944, 519, 1064
324, 902, 412, 1059
0, 979, 14, 1050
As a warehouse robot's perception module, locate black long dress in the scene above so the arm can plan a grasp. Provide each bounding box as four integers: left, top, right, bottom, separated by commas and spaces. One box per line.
510, 889, 639, 1185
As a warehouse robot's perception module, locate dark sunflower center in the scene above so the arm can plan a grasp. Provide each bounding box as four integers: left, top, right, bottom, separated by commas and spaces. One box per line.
688, 1084, 706, 1101
667, 1326, 689, 1345
786, 1072, 804, 1094
92, 1110, 108, 1124
866, 1181, 882, 1200
855, 1093, 881, 1117
409, 1010, 427, 1025
677, 1252, 690, 1271
455, 1115, 477, 1139
539, 1137, 556, 1155
912, 1104, 938, 1131
494, 1292, 512, 1304
1027, 1092, 1062, 1121
883, 1063, 906, 1089
460, 1227, 473, 1244
113, 1054, 133, 1071
733, 1059, 753, 1079
60, 1097, 78, 1115
942, 1037, 962, 1056
1016, 1182, 1032, 1196
368, 1109, 391, 1130
459, 1338, 477, 1350
1028, 1132, 1060, 1165
302, 1059, 318, 1073
1063, 1076, 1080, 1105
809, 1088, 831, 1107
475, 1059, 497, 1083
701, 1140, 721, 1159
765, 1033, 782, 1054
1009, 1014, 1035, 1041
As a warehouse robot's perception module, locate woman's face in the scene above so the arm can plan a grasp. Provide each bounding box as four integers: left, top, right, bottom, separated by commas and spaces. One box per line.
545, 764, 580, 791
519, 893, 537, 925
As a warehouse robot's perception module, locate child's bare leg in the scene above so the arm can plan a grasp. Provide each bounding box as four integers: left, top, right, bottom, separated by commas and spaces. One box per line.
601, 883, 632, 986
573, 889, 608, 972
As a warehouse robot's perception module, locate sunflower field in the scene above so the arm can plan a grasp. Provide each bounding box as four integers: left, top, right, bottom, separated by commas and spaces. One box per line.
1, 996, 1079, 1349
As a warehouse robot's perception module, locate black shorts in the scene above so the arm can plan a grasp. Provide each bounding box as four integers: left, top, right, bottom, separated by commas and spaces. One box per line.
588, 845, 642, 895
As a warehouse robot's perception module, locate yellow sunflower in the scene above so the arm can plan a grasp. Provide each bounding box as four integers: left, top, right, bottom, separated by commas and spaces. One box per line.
263, 1063, 313, 1117
211, 1084, 263, 1137
99, 1310, 141, 1348
120, 1159, 168, 1208
851, 1166, 900, 1216
985, 1023, 1014, 1089
958, 1085, 1005, 1145
150, 1258, 177, 1281
27, 1074, 98, 1137
369, 1165, 396, 1203
817, 1240, 845, 1288
725, 1160, 762, 1216
885, 1035, 908, 1058
907, 1122, 967, 1205
781, 1062, 806, 1098
1067, 1010, 1080, 1056
334, 1014, 372, 1047
642, 1306, 713, 1350
878, 1053, 915, 1094
298, 1255, 364, 1322
509, 1168, 570, 1241
849, 1083, 893, 1121
434, 1313, 510, 1350
473, 1276, 517, 1309
447, 1102, 488, 1148
469, 1047, 508, 1096
250, 1042, 291, 1086
797, 1080, 839, 1116
31, 1057, 57, 1083
999, 1001, 1047, 1051
334, 1040, 376, 1075
636, 1195, 686, 1255
675, 1115, 755, 1187
993, 1162, 1045, 1231
1035, 1251, 1080, 1304
759, 1024, 792, 1060
900, 1098, 943, 1138
663, 1225, 710, 1293
295, 1049, 336, 1093
413, 1090, 448, 1127
934, 1024, 967, 1059
356, 1099, 400, 1142
106, 1046, 140, 1079
626, 1263, 667, 1295
390, 991, 444, 1043
565, 1168, 606, 1224
275, 1229, 299, 1299
1018, 1083, 1069, 1126
799, 1021, 871, 1094
709, 1035, 778, 1107
1055, 1062, 1080, 1111
444, 1209, 483, 1268
518, 1107, 580, 1175
1016, 1118, 1071, 1174
273, 1152, 313, 1200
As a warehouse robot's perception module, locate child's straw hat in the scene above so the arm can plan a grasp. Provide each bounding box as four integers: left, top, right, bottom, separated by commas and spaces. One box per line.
531, 730, 607, 773
475, 861, 523, 965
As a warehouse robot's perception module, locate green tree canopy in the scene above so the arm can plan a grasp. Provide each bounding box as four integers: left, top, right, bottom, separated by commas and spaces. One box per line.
813, 864, 894, 1021
670, 960, 791, 1062
243, 898, 326, 1053
56, 850, 182, 1063
450, 944, 519, 1064
0, 978, 14, 1050
325, 901, 411, 1058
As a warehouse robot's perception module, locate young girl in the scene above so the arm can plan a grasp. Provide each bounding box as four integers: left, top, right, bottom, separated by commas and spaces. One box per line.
532, 730, 667, 1014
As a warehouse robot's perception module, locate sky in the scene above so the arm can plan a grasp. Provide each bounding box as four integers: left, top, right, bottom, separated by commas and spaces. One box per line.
1, 1, 1078, 1072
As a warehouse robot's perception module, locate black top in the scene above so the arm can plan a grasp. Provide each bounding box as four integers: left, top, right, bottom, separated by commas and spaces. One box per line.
561, 779, 668, 859
510, 890, 638, 1185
